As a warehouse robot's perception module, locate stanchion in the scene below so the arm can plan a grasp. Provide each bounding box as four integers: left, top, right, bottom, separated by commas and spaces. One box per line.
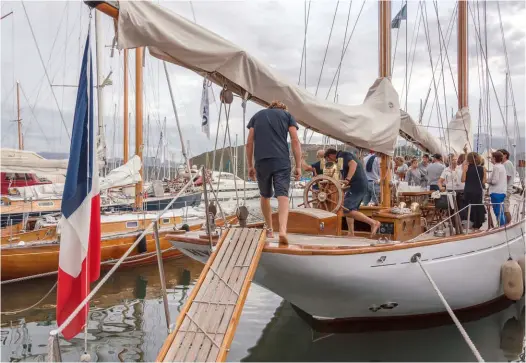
153, 220, 172, 333
202, 166, 214, 251
47, 331, 62, 362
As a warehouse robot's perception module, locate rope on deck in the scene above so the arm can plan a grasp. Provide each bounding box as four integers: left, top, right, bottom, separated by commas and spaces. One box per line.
411, 253, 484, 362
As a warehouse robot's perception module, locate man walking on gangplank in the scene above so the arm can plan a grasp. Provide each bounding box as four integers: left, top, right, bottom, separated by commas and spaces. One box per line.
247, 101, 302, 244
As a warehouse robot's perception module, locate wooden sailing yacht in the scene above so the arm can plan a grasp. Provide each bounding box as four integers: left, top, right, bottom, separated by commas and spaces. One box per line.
89, 0, 525, 323
0, 9, 236, 282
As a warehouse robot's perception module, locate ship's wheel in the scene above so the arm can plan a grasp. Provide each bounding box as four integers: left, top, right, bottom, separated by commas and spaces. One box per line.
300, 175, 344, 213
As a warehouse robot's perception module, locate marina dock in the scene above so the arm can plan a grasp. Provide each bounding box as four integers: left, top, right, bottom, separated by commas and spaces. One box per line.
157, 227, 265, 362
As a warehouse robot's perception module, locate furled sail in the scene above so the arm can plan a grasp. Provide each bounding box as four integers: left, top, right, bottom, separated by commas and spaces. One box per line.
1, 148, 68, 175
115, 1, 402, 155
99, 155, 142, 190
113, 1, 471, 156
401, 107, 472, 156
10, 155, 142, 198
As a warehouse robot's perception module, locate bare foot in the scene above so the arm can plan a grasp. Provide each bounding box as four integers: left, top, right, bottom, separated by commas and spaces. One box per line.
266, 228, 274, 239
278, 234, 289, 245
371, 221, 381, 237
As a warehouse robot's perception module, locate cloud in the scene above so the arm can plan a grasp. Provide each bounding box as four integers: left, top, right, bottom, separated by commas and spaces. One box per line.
1, 0, 524, 159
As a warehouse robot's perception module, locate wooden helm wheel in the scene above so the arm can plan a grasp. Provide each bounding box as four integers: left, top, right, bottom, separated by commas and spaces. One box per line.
301, 175, 344, 213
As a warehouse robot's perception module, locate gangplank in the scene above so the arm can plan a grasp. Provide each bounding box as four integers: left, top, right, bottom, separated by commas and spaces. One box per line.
157, 228, 265, 362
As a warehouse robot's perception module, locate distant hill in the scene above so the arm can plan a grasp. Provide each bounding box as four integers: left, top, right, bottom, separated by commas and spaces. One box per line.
38, 151, 69, 159
473, 133, 525, 161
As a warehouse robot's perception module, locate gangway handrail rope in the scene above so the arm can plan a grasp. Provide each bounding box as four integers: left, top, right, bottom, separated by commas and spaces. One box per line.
47, 176, 195, 346
411, 253, 484, 362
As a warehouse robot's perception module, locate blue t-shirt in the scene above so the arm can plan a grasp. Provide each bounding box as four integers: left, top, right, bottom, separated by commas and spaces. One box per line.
247, 108, 299, 163
311, 161, 323, 175
337, 151, 367, 186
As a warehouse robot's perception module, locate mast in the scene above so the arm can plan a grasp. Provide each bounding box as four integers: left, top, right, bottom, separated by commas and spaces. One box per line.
16, 81, 23, 150
123, 49, 129, 163
379, 0, 392, 208
95, 11, 107, 173
163, 61, 192, 176
135, 47, 144, 209
457, 0, 468, 110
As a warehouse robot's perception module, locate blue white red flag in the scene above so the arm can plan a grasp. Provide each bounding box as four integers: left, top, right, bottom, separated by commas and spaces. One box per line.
56, 32, 101, 340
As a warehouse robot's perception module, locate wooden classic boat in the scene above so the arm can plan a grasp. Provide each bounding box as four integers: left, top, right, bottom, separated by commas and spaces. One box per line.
1, 212, 237, 282
168, 204, 525, 321
84, 0, 525, 328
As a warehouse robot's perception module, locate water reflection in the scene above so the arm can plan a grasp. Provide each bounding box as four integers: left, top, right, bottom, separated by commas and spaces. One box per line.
242, 300, 525, 362
1, 256, 524, 362
1, 257, 203, 362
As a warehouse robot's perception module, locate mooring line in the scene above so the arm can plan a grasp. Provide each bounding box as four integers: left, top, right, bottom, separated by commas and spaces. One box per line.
411, 253, 484, 362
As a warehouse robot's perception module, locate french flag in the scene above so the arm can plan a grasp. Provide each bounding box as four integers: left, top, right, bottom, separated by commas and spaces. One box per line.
56, 32, 101, 340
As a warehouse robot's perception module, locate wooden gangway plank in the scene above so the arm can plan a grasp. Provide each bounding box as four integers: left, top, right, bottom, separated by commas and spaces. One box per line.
158, 227, 265, 362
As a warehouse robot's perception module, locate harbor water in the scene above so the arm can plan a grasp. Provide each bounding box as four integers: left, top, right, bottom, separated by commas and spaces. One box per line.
1, 198, 525, 362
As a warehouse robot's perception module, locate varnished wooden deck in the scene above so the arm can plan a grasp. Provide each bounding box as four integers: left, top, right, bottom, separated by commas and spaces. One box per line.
158, 227, 265, 362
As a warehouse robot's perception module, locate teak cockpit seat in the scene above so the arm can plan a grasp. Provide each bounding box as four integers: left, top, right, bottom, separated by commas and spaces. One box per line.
271, 209, 340, 236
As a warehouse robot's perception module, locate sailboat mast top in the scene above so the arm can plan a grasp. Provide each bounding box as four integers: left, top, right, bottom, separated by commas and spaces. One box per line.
458, 0, 468, 109
378, 1, 392, 78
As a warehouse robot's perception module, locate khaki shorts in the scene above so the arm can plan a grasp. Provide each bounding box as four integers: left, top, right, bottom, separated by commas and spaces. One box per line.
504, 193, 511, 213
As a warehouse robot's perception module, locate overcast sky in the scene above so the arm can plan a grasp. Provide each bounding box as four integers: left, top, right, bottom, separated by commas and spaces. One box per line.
1, 0, 524, 161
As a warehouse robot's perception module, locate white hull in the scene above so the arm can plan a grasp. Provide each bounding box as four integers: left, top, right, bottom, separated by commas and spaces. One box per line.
174, 222, 526, 320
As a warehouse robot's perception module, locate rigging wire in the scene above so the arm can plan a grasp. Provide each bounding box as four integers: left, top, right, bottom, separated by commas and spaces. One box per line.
432, 0, 458, 99
429, 1, 452, 151
297, 0, 312, 87
399, 0, 423, 106
496, 2, 521, 154
334, 0, 352, 102
421, 1, 448, 150
24, 2, 69, 119
419, 2, 457, 122
468, 3, 512, 148
314, 1, 339, 96
19, 84, 51, 146
323, 0, 366, 100
21, 1, 71, 139
391, 1, 404, 75
60, 1, 70, 150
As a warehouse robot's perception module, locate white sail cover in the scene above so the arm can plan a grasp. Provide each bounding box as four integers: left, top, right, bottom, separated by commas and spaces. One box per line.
1, 148, 68, 175
10, 156, 142, 198
99, 155, 142, 190
116, 1, 402, 155
401, 107, 472, 155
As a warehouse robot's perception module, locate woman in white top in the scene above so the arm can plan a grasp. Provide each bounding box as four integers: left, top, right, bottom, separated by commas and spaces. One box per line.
394, 156, 408, 181
438, 155, 464, 192
488, 151, 508, 225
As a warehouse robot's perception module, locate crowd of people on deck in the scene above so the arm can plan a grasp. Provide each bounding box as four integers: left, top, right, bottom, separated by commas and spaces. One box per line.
246, 100, 516, 243
304, 148, 517, 230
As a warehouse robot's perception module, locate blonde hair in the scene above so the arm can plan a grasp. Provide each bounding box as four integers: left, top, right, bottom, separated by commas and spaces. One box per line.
268, 100, 288, 111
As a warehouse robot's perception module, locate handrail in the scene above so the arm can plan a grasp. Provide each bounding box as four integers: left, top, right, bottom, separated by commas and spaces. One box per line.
47, 172, 198, 351
408, 200, 521, 243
